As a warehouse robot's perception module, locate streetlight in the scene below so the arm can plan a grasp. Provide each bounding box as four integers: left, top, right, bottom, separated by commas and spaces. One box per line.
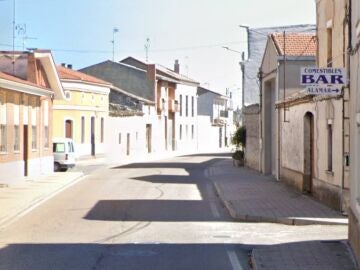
222, 46, 245, 110
239, 24, 250, 59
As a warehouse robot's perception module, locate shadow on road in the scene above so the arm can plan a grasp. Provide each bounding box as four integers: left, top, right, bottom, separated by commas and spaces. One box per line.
0, 243, 252, 270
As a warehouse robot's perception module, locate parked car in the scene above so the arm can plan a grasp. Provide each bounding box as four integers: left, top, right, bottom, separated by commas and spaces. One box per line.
53, 138, 76, 171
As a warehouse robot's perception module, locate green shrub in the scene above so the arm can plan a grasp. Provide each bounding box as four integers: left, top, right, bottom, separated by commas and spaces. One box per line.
231, 126, 246, 149
232, 150, 244, 160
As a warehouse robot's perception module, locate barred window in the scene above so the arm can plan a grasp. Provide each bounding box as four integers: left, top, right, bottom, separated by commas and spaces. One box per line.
44, 126, 49, 148
101, 117, 104, 143
0, 124, 6, 152
32, 125, 37, 149
81, 116, 85, 143
14, 125, 20, 151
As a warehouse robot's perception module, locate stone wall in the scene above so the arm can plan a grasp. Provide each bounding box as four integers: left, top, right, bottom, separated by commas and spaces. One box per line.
243, 104, 260, 171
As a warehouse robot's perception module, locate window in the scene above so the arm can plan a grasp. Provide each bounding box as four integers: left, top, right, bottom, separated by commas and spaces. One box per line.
14, 125, 19, 151
43, 126, 49, 149
53, 142, 65, 153
179, 124, 182, 140
186, 95, 188, 117
101, 117, 104, 143
179, 95, 182, 116
0, 125, 6, 152
81, 116, 85, 143
186, 124, 188, 138
31, 98, 37, 150
65, 91, 71, 100
191, 96, 194, 117
118, 133, 121, 144
191, 125, 194, 140
0, 92, 6, 152
327, 123, 333, 172
43, 100, 49, 148
32, 125, 37, 149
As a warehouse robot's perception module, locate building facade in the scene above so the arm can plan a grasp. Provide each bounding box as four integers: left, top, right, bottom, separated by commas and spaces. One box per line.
312, 0, 350, 211
55, 65, 110, 159
349, 0, 360, 262
0, 50, 64, 181
260, 33, 317, 180
197, 86, 234, 152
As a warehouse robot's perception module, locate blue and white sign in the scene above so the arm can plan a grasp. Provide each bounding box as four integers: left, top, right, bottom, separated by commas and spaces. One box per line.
300, 67, 346, 95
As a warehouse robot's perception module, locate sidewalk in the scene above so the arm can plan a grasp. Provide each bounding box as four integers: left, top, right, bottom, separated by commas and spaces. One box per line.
206, 158, 357, 270
206, 158, 347, 226
0, 171, 83, 229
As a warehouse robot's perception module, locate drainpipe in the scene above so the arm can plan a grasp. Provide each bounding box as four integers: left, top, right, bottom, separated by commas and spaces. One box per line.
258, 69, 263, 173
341, 0, 351, 213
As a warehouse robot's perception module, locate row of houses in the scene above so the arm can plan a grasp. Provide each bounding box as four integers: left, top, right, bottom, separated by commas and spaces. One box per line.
241, 0, 360, 264
0, 50, 235, 182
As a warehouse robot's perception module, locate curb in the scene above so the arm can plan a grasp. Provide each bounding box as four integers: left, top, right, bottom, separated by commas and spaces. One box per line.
211, 180, 347, 226
0, 172, 85, 229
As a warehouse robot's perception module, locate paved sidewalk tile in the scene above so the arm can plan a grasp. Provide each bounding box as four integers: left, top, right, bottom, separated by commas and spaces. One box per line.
207, 158, 347, 225
0, 172, 83, 228
252, 241, 358, 270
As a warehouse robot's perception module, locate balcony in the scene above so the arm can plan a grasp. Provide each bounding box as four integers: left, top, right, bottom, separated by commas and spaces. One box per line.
157, 98, 166, 113
212, 117, 225, 126
168, 99, 180, 112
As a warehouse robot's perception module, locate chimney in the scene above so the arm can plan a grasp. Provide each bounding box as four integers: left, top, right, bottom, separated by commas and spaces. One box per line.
147, 64, 156, 82
147, 64, 156, 102
174, 59, 180, 73
61, 63, 66, 67
67, 64, 73, 69
27, 53, 38, 84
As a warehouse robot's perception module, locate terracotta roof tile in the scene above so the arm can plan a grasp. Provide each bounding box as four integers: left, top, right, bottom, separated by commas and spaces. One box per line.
57, 65, 112, 86
271, 33, 317, 57
0, 71, 51, 90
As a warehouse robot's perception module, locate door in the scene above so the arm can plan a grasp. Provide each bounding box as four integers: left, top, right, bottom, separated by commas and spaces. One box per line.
23, 125, 28, 176
164, 116, 168, 150
65, 120, 72, 139
126, 133, 130, 156
91, 117, 95, 156
219, 127, 222, 148
146, 124, 152, 153
304, 112, 314, 193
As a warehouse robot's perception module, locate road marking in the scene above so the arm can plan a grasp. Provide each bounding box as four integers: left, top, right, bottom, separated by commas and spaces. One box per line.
210, 202, 220, 218
227, 250, 243, 270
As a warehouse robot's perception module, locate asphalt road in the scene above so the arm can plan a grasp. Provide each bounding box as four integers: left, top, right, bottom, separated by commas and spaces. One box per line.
0, 154, 347, 270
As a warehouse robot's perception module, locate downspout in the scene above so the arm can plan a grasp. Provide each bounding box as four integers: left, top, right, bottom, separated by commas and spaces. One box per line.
258, 69, 263, 172
342, 0, 351, 213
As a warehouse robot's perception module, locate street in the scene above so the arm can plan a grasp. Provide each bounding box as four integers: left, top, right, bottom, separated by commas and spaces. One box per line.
0, 154, 348, 269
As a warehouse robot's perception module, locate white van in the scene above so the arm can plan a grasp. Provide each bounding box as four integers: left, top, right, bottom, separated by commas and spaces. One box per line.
53, 138, 76, 171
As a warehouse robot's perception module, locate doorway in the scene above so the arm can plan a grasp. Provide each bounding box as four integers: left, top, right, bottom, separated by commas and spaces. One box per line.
65, 120, 73, 139
304, 112, 314, 193
126, 133, 130, 156
23, 125, 28, 176
91, 117, 95, 156
146, 124, 152, 153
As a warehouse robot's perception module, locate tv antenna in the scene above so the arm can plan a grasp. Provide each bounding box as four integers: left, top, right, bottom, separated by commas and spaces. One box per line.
144, 38, 150, 62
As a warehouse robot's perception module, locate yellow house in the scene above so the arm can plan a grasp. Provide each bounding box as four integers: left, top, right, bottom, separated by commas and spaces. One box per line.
54, 65, 111, 159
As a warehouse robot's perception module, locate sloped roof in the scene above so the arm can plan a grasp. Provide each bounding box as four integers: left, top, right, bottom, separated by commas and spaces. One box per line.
121, 56, 199, 85
0, 71, 53, 96
0, 71, 48, 89
271, 33, 317, 57
79, 60, 155, 102
57, 65, 112, 86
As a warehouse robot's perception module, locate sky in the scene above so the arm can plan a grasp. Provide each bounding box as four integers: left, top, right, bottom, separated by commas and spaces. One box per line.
0, 0, 316, 108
